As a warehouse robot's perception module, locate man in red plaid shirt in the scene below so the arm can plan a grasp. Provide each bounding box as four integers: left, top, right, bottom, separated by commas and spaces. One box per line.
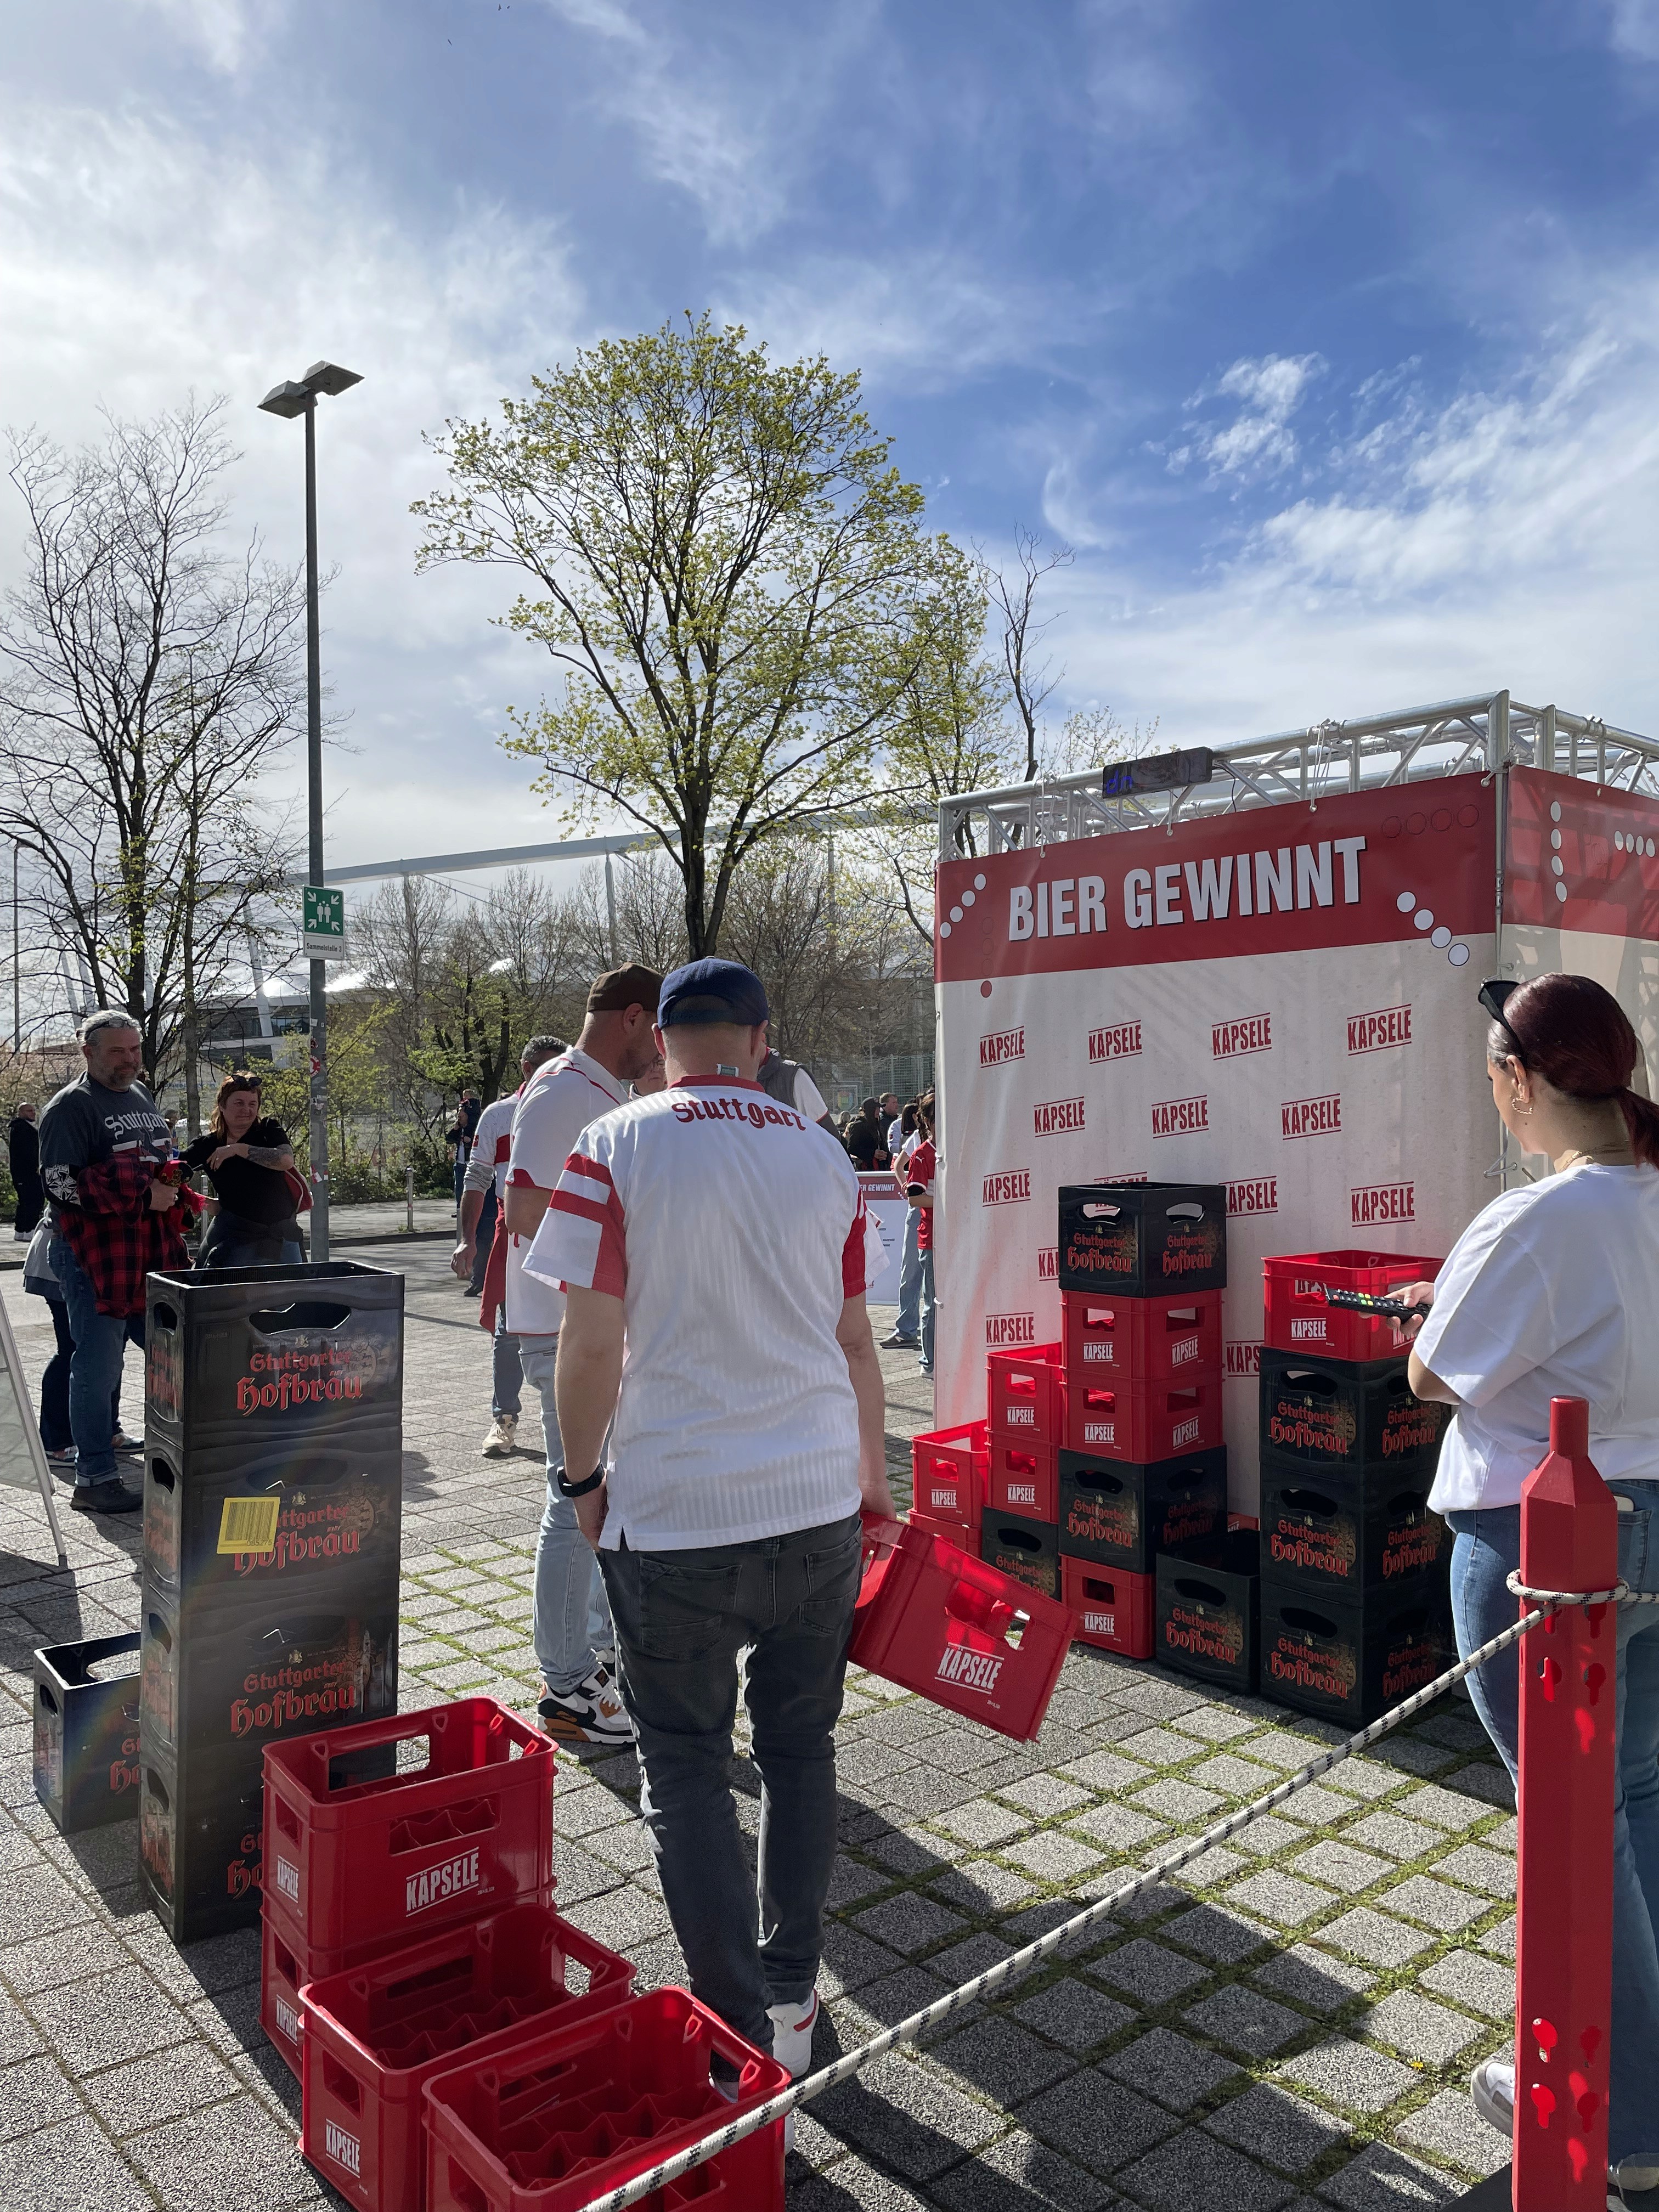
40, 1011, 199, 1516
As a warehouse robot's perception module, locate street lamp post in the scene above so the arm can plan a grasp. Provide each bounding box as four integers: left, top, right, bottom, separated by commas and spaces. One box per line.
258, 360, 361, 1264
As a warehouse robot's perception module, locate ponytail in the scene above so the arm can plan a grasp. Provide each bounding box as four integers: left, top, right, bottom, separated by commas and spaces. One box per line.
1499, 972, 1659, 1168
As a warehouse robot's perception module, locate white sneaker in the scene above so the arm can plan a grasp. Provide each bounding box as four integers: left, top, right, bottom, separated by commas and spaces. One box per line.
1611, 2160, 1659, 2202
537, 1664, 633, 1744
768, 1991, 819, 2080
480, 1415, 517, 1459
1470, 2057, 1513, 2138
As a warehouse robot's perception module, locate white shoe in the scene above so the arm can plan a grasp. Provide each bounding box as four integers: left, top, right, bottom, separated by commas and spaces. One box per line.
768, 1991, 819, 2080
1611, 2161, 1659, 2202
481, 1415, 517, 1459
537, 1664, 633, 1744
1470, 2057, 1513, 2138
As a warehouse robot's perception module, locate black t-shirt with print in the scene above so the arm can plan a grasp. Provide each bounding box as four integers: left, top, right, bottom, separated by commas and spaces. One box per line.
40, 1075, 172, 1220
183, 1118, 297, 1227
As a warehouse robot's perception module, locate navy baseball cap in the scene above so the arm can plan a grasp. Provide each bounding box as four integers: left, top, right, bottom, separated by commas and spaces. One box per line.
657, 958, 770, 1028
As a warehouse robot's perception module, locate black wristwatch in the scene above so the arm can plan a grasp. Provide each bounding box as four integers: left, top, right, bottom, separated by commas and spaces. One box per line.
557, 1465, 606, 1498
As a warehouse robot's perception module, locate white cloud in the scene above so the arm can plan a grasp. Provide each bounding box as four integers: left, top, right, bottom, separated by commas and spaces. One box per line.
131, 0, 273, 74
1602, 0, 1659, 59
1170, 351, 1325, 481
0, 96, 591, 864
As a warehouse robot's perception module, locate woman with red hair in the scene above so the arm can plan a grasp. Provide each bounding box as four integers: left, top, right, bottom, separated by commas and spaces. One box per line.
1404, 973, 1659, 2194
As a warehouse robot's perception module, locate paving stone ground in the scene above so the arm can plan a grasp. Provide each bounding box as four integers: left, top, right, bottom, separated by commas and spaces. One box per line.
0, 1248, 1516, 2210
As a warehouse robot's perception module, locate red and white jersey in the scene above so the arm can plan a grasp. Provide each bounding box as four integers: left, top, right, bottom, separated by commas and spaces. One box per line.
526, 1075, 887, 1550
505, 1048, 628, 1335
462, 1092, 517, 1203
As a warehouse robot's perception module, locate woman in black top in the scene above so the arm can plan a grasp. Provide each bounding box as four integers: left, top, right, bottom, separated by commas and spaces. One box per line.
184, 1074, 303, 1267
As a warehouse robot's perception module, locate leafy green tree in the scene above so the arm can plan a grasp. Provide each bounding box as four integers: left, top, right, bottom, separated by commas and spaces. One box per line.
413, 314, 950, 956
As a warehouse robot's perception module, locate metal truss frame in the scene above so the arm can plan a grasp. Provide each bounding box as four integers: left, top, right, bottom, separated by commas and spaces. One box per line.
936, 689, 1659, 859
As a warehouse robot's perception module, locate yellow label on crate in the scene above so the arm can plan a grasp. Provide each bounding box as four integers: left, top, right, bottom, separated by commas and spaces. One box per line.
217, 1495, 282, 1555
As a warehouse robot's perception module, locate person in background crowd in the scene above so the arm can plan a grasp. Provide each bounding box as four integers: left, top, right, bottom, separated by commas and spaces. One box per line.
906, 1092, 937, 1376
452, 1035, 566, 1458
9, 1101, 42, 1239
880, 1092, 901, 1160
757, 1032, 833, 1128
1402, 973, 1659, 2196
882, 1102, 923, 1349
447, 1087, 481, 1211
505, 964, 663, 1742
183, 1075, 303, 1266
40, 1011, 199, 1515
844, 1097, 884, 1170
631, 1053, 667, 1096
532, 956, 892, 2083
21, 1216, 117, 1471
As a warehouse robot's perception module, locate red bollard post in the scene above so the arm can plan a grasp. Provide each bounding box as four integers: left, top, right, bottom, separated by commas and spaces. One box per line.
1512, 1396, 1619, 2212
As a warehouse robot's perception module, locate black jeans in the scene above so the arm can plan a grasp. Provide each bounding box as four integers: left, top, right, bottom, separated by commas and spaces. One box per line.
599, 1512, 862, 2051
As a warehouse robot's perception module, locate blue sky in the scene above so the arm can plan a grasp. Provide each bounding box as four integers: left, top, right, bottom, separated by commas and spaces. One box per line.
5, 0, 1659, 874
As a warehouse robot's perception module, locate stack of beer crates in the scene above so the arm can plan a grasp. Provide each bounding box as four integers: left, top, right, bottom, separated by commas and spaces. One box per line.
1053, 1182, 1231, 1664
137, 1263, 404, 1951
978, 1338, 1068, 1601
1256, 1249, 1454, 1726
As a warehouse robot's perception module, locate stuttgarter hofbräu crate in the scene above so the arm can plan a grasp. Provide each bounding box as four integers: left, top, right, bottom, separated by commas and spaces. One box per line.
850, 1515, 1073, 1740
1057, 1182, 1228, 1296
421, 1989, 791, 2212
33, 1633, 142, 1835
301, 1902, 636, 2212
1258, 1455, 1448, 1595
1057, 1447, 1227, 1576
1061, 1556, 1154, 1659
1259, 1575, 1454, 1729
1155, 1531, 1261, 1696
1258, 1347, 1449, 1472
977, 1510, 1062, 1604
263, 1701, 556, 1958
1261, 1248, 1443, 1364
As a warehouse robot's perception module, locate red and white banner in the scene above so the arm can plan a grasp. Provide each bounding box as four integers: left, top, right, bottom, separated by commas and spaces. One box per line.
934, 776, 1503, 1510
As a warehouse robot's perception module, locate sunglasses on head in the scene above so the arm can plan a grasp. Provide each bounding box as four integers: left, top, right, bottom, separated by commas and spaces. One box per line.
1478, 977, 1525, 1057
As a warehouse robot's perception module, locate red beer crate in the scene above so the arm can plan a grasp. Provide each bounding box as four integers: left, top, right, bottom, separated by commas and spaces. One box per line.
909, 1422, 987, 1529
1061, 1556, 1153, 1660
422, 1988, 789, 2212
263, 1700, 554, 1961
1066, 1374, 1222, 1463
849, 1515, 1072, 1740
987, 1343, 1066, 1446
1262, 1249, 1443, 1363
986, 1438, 1057, 1522
1060, 1289, 1222, 1385
301, 1901, 635, 2212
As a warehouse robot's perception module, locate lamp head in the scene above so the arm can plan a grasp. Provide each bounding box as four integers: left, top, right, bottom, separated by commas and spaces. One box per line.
302, 362, 363, 398
257, 380, 311, 420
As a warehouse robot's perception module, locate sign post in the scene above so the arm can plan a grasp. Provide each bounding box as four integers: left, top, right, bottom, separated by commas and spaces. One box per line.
301, 886, 345, 1260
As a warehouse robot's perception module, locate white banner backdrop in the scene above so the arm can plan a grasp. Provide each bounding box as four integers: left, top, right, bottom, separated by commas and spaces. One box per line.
933, 775, 1503, 1513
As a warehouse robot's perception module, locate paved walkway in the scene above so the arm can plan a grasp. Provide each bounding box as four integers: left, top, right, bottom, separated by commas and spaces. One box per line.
0, 1247, 1515, 2210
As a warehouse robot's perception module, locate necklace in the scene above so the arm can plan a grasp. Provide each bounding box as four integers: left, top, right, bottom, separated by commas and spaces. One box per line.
1555, 1144, 1634, 1171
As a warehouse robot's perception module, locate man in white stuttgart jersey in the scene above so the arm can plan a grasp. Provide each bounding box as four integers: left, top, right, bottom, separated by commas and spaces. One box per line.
450, 1034, 565, 1458
526, 957, 893, 2080
505, 965, 662, 1743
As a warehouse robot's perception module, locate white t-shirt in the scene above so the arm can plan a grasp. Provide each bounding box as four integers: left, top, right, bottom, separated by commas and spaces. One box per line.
504, 1049, 627, 1336
526, 1075, 887, 1549
1418, 1161, 1659, 1513
462, 1092, 517, 1201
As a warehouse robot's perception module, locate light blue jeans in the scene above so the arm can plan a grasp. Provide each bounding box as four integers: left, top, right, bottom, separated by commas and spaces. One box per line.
894, 1206, 922, 1339
918, 1246, 935, 1374
1448, 1485, 1659, 2164
52, 1239, 142, 1488
518, 1336, 612, 1697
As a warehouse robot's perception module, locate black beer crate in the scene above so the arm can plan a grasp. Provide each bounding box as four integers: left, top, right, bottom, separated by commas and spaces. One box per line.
144, 1431, 402, 1609
145, 1263, 404, 1454
1259, 1452, 1447, 1595
1058, 1446, 1227, 1574
33, 1633, 142, 1833
1058, 1183, 1227, 1296
139, 1740, 267, 1945
979, 1511, 1060, 1600
1155, 1531, 1258, 1694
139, 1577, 398, 1769
1259, 1347, 1448, 1473
1260, 1573, 1453, 1729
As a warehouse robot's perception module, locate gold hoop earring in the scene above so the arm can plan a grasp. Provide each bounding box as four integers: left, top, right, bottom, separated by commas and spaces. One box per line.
1511, 1091, 1532, 1119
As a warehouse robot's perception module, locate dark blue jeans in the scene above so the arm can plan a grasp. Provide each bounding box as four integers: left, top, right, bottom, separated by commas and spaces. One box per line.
51, 1240, 143, 1488
1449, 1492, 1659, 2164
599, 1513, 863, 2051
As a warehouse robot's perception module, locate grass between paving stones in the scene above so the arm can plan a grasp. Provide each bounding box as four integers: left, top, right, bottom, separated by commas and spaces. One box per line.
394, 1536, 1516, 2209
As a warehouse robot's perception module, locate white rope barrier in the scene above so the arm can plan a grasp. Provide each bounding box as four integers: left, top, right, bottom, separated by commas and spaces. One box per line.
572, 1578, 1657, 2212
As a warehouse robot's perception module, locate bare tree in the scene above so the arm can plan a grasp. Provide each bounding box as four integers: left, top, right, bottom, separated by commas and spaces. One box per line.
0, 399, 304, 1084
984, 526, 1073, 782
